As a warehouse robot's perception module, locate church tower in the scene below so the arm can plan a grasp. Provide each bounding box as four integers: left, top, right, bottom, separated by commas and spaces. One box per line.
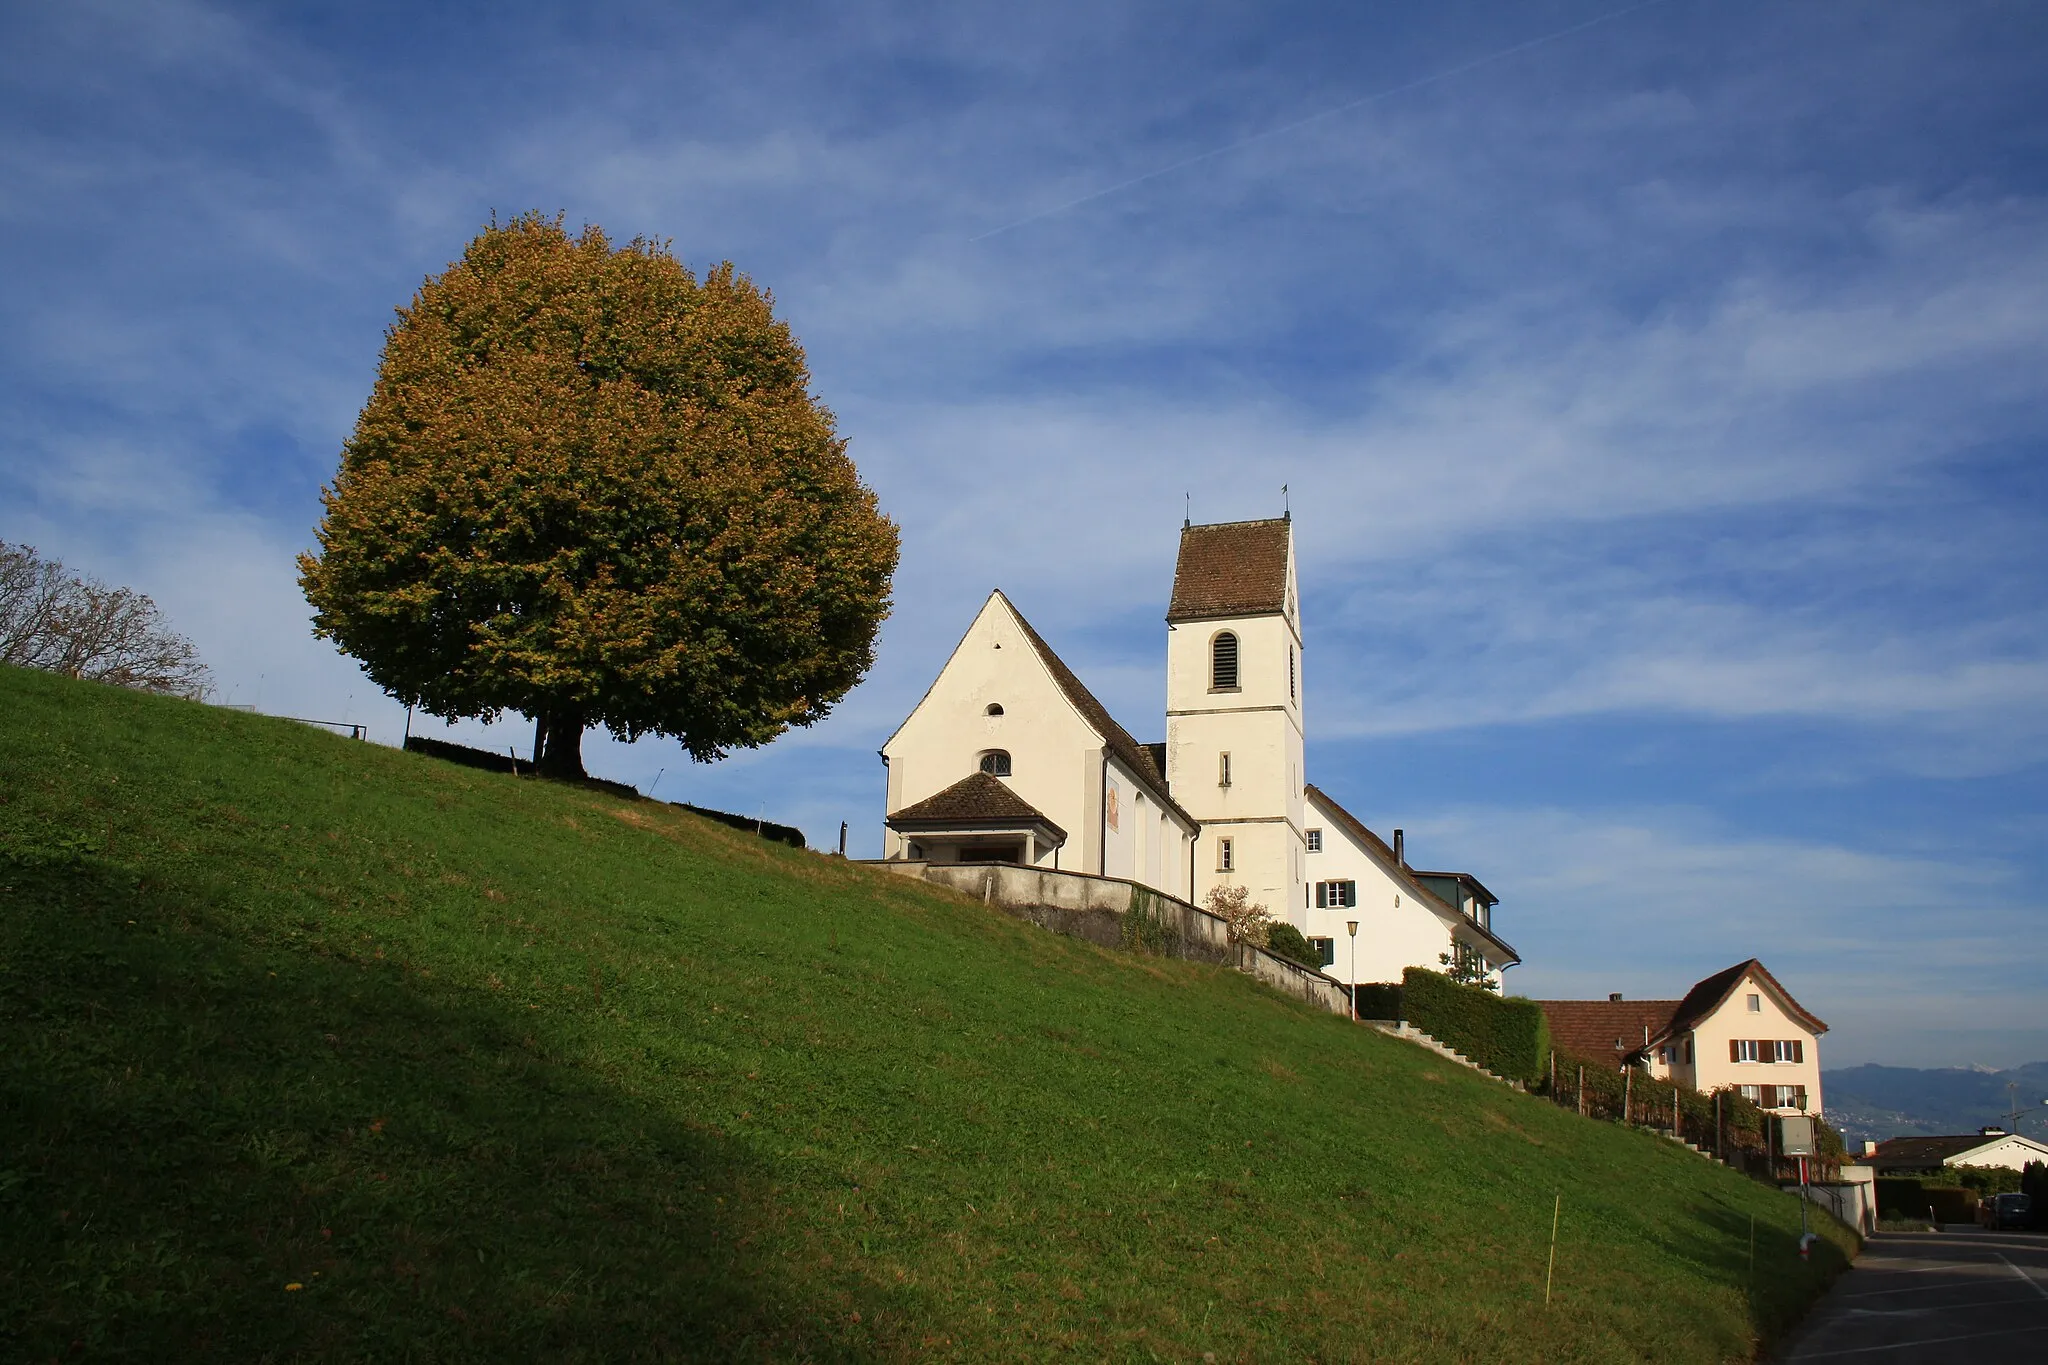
1165, 518, 1306, 929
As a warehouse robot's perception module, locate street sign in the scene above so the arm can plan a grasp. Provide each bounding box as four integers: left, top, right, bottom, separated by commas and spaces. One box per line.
1780, 1115, 1816, 1157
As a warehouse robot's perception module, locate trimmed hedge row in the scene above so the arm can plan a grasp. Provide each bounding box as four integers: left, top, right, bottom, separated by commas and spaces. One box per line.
1400, 966, 1550, 1084
1350, 982, 1405, 1022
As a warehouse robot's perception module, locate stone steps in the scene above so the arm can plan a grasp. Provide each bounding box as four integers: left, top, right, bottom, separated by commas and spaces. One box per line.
1369, 1023, 1524, 1091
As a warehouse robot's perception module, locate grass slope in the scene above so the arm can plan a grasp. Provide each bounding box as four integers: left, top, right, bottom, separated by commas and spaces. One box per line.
0, 667, 1853, 1362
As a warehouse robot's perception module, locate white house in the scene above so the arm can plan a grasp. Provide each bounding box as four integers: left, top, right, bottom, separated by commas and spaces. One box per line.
879, 515, 1521, 986
1867, 1129, 2048, 1175
1302, 783, 1520, 990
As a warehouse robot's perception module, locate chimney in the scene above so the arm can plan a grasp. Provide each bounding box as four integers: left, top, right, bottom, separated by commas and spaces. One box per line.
1981, 1126, 2007, 1136
1609, 992, 1624, 1003
1393, 829, 1405, 864
1862, 1140, 1879, 1156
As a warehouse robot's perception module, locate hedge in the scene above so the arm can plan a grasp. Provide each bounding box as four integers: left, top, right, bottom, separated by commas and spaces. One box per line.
1400, 966, 1549, 1084
1350, 982, 1405, 1022
1875, 1179, 1976, 1224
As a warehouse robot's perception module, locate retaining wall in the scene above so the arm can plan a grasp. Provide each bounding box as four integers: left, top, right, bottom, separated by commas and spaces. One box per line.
876, 860, 1352, 1016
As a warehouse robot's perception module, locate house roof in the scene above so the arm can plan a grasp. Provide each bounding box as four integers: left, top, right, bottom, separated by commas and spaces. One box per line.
886, 772, 1067, 842
1410, 869, 1501, 909
1666, 959, 1828, 1038
1304, 782, 1522, 966
1866, 1132, 2048, 1171
1535, 999, 1683, 1064
1167, 519, 1292, 622
1000, 592, 1197, 829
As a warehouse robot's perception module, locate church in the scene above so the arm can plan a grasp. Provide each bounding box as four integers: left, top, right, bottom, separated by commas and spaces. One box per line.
878, 516, 1520, 990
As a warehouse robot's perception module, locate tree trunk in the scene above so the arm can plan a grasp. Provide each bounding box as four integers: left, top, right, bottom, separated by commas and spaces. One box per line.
534, 708, 587, 779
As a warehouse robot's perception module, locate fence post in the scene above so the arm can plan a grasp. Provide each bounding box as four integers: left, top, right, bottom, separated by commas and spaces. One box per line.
1622, 1067, 1632, 1126
1549, 1050, 1556, 1098
1716, 1092, 1723, 1157
1577, 1066, 1584, 1117
1673, 1087, 1680, 1139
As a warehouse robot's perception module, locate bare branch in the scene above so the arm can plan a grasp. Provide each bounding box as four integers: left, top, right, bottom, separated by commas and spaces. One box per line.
0, 543, 212, 699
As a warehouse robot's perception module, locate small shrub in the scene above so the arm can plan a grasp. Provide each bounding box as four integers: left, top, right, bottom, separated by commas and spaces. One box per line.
1264, 922, 1317, 968
1204, 883, 1272, 947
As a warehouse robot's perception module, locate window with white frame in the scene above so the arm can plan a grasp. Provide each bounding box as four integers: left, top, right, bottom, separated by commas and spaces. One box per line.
1310, 937, 1335, 967
1771, 1040, 1804, 1064
1217, 837, 1233, 872
1739, 1084, 1762, 1103
1315, 880, 1356, 909
1732, 1039, 1760, 1063
1746, 993, 1761, 1012
1306, 828, 1322, 853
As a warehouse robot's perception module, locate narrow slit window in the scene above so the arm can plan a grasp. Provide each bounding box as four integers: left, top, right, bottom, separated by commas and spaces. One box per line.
1289, 646, 1296, 700
1218, 752, 1232, 787
1211, 632, 1239, 690
1217, 837, 1233, 871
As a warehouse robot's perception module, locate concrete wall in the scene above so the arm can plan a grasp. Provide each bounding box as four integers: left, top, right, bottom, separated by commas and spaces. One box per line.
880, 860, 1352, 1017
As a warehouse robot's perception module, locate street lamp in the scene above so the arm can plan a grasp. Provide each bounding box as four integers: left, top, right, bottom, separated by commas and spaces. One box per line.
1346, 920, 1359, 1021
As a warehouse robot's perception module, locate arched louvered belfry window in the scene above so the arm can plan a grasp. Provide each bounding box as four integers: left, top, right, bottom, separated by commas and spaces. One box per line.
1211, 631, 1240, 690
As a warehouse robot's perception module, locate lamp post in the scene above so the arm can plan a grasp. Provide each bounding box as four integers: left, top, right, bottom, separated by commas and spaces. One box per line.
1346, 920, 1359, 1022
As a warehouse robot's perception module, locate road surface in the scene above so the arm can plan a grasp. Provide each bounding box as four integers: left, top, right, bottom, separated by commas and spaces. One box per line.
1775, 1228, 2048, 1362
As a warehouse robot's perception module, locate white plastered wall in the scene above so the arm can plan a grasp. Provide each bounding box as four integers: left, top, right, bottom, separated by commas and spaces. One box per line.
1302, 789, 1478, 984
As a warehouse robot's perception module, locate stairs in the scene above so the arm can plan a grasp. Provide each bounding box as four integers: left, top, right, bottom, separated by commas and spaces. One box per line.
1369, 1023, 1525, 1091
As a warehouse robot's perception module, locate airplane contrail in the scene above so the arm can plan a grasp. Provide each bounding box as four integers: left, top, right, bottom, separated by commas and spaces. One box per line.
969, 0, 1676, 243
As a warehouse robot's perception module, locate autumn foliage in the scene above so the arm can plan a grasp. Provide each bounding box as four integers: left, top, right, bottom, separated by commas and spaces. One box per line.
300, 215, 898, 776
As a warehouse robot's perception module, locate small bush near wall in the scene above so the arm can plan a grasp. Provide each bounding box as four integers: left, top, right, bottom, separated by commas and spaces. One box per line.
1401, 967, 1549, 1084
1265, 923, 1318, 969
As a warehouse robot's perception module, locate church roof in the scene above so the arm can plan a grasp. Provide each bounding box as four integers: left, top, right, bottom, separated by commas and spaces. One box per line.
1168, 518, 1292, 621
1000, 593, 1196, 829
886, 772, 1067, 841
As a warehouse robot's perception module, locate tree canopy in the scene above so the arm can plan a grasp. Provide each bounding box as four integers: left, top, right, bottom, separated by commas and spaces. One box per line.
1, 543, 210, 699
299, 214, 898, 776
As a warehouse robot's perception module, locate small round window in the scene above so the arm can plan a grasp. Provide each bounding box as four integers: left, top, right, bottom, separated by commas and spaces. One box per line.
985, 703, 1004, 715
979, 750, 1012, 777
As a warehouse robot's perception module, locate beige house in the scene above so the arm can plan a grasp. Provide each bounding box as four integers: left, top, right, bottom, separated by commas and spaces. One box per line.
1538, 959, 1828, 1116
1866, 1129, 2048, 1174
879, 516, 1522, 991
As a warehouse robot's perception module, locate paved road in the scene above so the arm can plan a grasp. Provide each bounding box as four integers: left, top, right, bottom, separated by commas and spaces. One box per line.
1775, 1228, 2048, 1362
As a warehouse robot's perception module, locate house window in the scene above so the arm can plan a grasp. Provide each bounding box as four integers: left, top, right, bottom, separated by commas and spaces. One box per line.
1686, 1039, 1695, 1065
1306, 828, 1322, 853
1785, 1086, 1808, 1110
979, 750, 1012, 776
1217, 837, 1234, 871
1772, 1040, 1804, 1064
1739, 1085, 1762, 1104
1732, 1039, 1760, 1063
1218, 752, 1232, 787
1310, 936, 1336, 967
1746, 993, 1761, 1012
1211, 632, 1239, 690
985, 703, 1004, 716
1316, 880, 1357, 909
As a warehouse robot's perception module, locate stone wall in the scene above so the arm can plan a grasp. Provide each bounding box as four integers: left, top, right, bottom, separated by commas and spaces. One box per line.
876, 860, 1352, 1017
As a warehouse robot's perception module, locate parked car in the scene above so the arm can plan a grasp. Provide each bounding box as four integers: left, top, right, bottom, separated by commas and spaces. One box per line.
1977, 1192, 2033, 1230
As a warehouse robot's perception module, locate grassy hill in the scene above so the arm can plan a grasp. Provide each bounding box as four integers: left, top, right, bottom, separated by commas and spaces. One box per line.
0, 666, 1853, 1362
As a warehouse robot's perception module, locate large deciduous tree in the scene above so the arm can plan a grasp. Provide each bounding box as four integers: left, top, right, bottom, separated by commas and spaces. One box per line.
299, 215, 898, 778
0, 543, 211, 699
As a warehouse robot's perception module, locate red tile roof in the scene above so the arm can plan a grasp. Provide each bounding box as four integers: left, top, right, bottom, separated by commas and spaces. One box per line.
1167, 519, 1292, 621
1666, 959, 1828, 1037
1536, 999, 1682, 1065
886, 772, 1066, 841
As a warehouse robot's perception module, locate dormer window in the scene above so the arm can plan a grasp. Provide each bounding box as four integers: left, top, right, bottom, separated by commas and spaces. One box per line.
985, 703, 1004, 716
1211, 632, 1239, 690
979, 750, 1012, 777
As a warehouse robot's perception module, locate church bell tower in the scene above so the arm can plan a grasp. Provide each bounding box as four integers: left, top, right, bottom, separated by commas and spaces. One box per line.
1164, 517, 1306, 928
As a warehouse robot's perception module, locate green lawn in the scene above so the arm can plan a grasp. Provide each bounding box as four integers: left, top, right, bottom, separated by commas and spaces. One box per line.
0, 666, 1854, 1361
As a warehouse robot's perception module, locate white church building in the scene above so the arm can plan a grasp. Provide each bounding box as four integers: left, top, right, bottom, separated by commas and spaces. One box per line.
879, 517, 1521, 989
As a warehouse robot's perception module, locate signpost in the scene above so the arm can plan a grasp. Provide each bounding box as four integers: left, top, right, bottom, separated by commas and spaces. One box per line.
1780, 1114, 1817, 1257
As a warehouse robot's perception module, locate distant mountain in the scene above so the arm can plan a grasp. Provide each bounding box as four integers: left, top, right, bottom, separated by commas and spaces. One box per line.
1823, 1061, 2048, 1146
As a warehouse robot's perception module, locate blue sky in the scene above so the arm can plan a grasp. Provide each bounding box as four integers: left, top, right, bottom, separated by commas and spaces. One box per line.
4, 0, 2045, 1070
